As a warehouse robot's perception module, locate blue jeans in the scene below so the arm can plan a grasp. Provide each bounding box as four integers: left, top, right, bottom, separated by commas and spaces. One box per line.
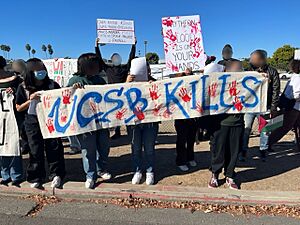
0, 156, 23, 182
77, 129, 110, 180
68, 136, 81, 150
243, 113, 269, 151
130, 123, 159, 173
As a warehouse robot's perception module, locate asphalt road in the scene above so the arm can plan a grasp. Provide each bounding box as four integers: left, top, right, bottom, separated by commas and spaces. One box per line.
0, 195, 300, 225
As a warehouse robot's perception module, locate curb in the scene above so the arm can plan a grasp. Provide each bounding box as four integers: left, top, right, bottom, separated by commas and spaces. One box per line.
1, 182, 300, 206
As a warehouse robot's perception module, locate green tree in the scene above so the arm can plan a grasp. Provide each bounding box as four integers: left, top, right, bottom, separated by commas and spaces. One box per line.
241, 58, 250, 70
0, 45, 5, 57
270, 45, 296, 71
25, 44, 31, 58
42, 44, 47, 58
146, 52, 160, 64
31, 49, 36, 57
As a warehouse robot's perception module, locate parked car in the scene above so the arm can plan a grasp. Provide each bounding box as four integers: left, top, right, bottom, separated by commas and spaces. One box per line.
279, 72, 297, 80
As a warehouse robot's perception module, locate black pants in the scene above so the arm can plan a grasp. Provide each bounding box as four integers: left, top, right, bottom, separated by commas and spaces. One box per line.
174, 119, 198, 166
24, 115, 65, 183
210, 125, 243, 178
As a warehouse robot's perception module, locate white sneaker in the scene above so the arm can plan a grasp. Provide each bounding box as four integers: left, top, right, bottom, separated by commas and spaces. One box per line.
146, 172, 154, 185
97, 171, 112, 180
51, 176, 61, 188
178, 165, 189, 172
132, 172, 142, 185
85, 179, 95, 189
30, 182, 41, 189
188, 160, 197, 167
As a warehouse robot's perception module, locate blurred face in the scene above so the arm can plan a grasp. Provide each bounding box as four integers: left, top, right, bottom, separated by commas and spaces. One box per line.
111, 54, 122, 66
222, 49, 233, 60
85, 61, 100, 77
12, 62, 25, 74
227, 62, 243, 72
250, 53, 266, 68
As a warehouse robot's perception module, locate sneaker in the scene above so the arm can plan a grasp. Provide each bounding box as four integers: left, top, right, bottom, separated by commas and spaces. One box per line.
98, 171, 112, 180
260, 150, 267, 162
11, 180, 21, 188
30, 182, 41, 189
226, 177, 239, 190
85, 179, 95, 189
51, 176, 61, 188
208, 174, 219, 188
132, 172, 142, 185
146, 172, 154, 185
0, 178, 11, 186
178, 165, 189, 172
188, 160, 197, 167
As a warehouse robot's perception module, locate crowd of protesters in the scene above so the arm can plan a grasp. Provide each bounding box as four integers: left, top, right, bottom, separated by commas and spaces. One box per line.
0, 39, 299, 191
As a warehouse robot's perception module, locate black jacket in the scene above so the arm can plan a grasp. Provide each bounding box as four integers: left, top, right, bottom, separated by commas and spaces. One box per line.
249, 64, 280, 111
95, 45, 136, 84
217, 58, 239, 67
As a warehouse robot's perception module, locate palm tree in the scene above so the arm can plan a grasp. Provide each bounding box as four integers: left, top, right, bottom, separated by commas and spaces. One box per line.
25, 44, 31, 58
31, 49, 36, 57
6, 46, 11, 59
42, 44, 47, 58
47, 44, 54, 59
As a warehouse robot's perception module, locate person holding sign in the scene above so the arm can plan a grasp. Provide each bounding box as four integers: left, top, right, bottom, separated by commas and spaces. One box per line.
15, 58, 65, 189
68, 53, 111, 189
127, 59, 158, 185
0, 56, 23, 187
95, 37, 137, 139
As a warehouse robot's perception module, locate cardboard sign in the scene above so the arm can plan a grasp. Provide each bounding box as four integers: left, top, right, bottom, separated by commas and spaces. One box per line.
0, 91, 20, 156
43, 59, 77, 87
162, 15, 206, 74
37, 72, 268, 139
97, 19, 135, 44
295, 49, 300, 60
130, 57, 148, 82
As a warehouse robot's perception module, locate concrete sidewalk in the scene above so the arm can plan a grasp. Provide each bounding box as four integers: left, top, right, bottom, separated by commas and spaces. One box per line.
1, 181, 300, 206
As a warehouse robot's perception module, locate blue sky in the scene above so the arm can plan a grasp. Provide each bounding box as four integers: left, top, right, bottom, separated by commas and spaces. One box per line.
1, 0, 299, 61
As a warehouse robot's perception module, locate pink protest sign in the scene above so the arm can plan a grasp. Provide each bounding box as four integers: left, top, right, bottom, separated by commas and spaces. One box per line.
162, 15, 206, 74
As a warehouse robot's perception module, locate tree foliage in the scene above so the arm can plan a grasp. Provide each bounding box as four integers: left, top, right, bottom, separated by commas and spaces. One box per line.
269, 45, 296, 71
146, 52, 159, 64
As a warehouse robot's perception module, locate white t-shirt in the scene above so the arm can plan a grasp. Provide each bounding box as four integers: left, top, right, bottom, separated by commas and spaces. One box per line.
284, 74, 300, 111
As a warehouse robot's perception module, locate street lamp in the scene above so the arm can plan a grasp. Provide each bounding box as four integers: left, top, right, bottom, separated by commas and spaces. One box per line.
144, 40, 148, 56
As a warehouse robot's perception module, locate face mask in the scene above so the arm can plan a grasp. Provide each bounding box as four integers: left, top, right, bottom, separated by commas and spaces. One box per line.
112, 56, 122, 66
34, 70, 47, 80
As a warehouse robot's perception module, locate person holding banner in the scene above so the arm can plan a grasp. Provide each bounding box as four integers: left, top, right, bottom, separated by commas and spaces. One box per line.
208, 60, 244, 190
95, 37, 136, 139
0, 56, 23, 187
218, 44, 239, 67
241, 50, 280, 161
68, 53, 111, 189
15, 58, 65, 189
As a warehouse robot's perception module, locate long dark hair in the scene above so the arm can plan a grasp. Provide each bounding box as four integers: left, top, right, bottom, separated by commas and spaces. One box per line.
289, 60, 300, 74
76, 53, 100, 76
24, 58, 51, 92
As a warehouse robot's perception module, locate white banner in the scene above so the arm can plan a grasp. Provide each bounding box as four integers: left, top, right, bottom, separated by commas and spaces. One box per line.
43, 59, 77, 87
97, 19, 135, 44
0, 91, 20, 156
162, 15, 206, 74
37, 72, 268, 139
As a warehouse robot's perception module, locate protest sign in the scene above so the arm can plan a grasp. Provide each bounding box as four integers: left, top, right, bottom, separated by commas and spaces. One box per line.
37, 72, 268, 139
130, 57, 148, 82
97, 19, 135, 44
295, 49, 300, 60
0, 91, 20, 156
162, 15, 206, 74
43, 59, 77, 87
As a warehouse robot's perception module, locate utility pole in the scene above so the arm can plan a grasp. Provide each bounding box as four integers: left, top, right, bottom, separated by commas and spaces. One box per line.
144, 40, 148, 56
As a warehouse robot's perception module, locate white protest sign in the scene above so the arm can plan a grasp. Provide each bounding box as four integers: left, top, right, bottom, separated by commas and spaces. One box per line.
43, 59, 77, 87
295, 49, 300, 60
130, 57, 148, 82
97, 19, 135, 44
36, 72, 268, 139
162, 15, 206, 74
0, 91, 20, 156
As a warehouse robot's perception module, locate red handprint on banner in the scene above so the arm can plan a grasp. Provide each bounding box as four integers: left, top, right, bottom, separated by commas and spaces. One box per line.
116, 108, 127, 120
228, 81, 240, 97
70, 123, 76, 132
233, 96, 243, 111
149, 84, 161, 101
196, 102, 204, 114
162, 105, 176, 119
60, 110, 67, 123
179, 87, 191, 102
165, 29, 177, 42
134, 107, 145, 121
153, 104, 163, 116
62, 89, 71, 105
166, 61, 179, 72
162, 18, 174, 27
190, 37, 200, 48
46, 118, 55, 133
189, 20, 200, 34
43, 95, 51, 109
208, 83, 218, 97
